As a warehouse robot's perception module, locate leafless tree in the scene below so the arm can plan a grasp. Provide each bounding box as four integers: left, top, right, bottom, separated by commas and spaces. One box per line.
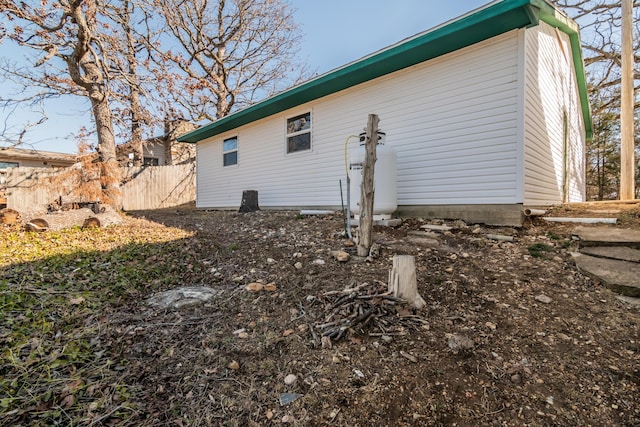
102, 0, 155, 166
554, 1, 640, 95
147, 0, 308, 121
0, 0, 121, 202
1, 0, 309, 197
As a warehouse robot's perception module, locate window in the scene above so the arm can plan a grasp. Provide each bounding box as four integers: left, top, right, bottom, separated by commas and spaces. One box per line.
0, 161, 18, 169
286, 112, 311, 153
0, 161, 18, 187
143, 157, 159, 166
223, 137, 238, 166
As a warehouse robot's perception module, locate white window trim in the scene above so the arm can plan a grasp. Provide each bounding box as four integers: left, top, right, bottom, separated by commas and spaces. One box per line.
223, 136, 239, 167
285, 111, 312, 155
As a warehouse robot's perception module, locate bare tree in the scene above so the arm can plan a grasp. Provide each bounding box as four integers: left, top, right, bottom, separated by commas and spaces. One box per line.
1, 0, 309, 191
554, 1, 640, 94
0, 0, 121, 202
147, 0, 308, 121
103, 0, 154, 166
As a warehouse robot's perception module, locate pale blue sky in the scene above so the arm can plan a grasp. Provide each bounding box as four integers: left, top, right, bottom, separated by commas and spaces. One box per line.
1, 0, 489, 154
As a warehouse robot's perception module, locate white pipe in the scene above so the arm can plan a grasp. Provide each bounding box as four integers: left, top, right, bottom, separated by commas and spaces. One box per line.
524, 208, 547, 217
300, 210, 335, 215
343, 135, 359, 240
486, 234, 514, 242
542, 217, 617, 224
346, 175, 352, 238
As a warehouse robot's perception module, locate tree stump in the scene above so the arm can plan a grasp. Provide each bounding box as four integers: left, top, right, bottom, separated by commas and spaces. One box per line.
388, 255, 426, 309
82, 217, 101, 229
239, 190, 260, 213
0, 208, 21, 225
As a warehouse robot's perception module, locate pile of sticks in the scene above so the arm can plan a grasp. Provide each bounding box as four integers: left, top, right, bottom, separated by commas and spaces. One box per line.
312, 281, 428, 342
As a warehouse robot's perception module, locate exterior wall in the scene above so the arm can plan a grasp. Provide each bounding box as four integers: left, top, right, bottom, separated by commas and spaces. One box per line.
523, 21, 586, 206
0, 158, 72, 168
197, 31, 522, 210
143, 141, 167, 166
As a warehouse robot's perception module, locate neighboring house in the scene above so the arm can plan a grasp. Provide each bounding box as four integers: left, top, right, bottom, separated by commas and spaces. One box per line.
178, 0, 592, 226
117, 119, 197, 167
0, 147, 77, 206
0, 147, 77, 169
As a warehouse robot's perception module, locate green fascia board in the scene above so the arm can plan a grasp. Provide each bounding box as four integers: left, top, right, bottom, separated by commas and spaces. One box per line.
179, 0, 592, 143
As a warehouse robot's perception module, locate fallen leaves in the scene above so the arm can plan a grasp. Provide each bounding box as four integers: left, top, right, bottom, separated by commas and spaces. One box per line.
69, 296, 85, 305
3, 208, 640, 427
245, 282, 277, 292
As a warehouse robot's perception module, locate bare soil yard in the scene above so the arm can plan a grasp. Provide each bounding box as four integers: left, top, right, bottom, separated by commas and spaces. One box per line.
1, 204, 640, 426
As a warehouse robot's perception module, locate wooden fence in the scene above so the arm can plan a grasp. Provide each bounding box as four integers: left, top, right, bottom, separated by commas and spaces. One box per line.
5, 164, 195, 213
120, 164, 195, 210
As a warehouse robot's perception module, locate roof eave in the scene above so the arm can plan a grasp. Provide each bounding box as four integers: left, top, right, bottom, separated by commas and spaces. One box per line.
179, 0, 592, 143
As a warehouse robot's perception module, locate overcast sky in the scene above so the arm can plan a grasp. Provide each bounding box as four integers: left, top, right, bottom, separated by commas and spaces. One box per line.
1, 0, 490, 154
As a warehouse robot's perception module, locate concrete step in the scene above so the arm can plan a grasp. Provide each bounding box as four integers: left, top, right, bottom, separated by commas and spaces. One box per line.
571, 252, 640, 297
572, 226, 640, 248
580, 246, 640, 263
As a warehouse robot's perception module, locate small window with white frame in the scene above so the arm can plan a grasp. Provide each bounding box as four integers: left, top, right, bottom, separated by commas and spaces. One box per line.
286, 112, 311, 153
223, 136, 238, 166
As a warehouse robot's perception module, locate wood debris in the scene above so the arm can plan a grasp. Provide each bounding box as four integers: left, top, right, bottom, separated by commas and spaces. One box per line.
312, 281, 428, 342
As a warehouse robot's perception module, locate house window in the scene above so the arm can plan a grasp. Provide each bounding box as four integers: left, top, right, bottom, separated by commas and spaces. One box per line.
0, 161, 19, 169
286, 112, 311, 153
143, 157, 159, 166
223, 137, 238, 166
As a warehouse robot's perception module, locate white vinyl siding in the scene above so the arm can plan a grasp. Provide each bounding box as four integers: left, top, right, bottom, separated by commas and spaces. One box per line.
143, 141, 166, 166
523, 22, 586, 205
196, 31, 522, 209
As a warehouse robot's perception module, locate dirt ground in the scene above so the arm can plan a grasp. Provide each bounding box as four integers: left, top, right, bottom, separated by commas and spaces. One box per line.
99, 203, 638, 426
4, 202, 640, 426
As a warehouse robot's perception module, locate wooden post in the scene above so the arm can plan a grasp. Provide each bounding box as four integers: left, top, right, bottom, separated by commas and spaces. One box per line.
357, 114, 379, 257
239, 190, 260, 213
620, 0, 635, 200
388, 255, 426, 309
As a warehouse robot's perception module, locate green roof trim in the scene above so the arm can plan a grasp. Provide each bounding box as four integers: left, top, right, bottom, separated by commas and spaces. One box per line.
179, 0, 592, 143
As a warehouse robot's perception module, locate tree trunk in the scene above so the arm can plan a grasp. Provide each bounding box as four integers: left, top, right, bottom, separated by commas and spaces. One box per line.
89, 86, 122, 209
388, 255, 426, 309
357, 114, 378, 257
124, 0, 144, 167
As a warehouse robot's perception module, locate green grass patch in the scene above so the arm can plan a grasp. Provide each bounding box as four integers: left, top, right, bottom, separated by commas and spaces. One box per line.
527, 242, 554, 258
0, 224, 197, 425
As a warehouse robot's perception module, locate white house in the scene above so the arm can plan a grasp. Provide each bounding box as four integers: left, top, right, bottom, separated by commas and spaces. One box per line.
179, 0, 591, 226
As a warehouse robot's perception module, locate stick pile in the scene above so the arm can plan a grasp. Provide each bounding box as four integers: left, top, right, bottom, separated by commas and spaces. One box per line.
313, 282, 428, 342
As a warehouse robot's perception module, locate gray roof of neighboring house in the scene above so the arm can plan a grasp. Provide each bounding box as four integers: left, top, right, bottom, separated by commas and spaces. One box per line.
0, 147, 77, 164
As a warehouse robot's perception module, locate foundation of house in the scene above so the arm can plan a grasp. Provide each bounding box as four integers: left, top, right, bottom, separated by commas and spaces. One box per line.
397, 204, 525, 227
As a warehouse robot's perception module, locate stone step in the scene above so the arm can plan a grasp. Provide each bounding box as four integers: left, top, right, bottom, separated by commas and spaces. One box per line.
571, 252, 640, 297
580, 246, 640, 263
572, 226, 640, 248
616, 295, 640, 306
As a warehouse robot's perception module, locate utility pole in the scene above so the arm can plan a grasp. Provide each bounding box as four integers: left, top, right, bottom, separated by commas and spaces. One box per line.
620, 0, 635, 200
